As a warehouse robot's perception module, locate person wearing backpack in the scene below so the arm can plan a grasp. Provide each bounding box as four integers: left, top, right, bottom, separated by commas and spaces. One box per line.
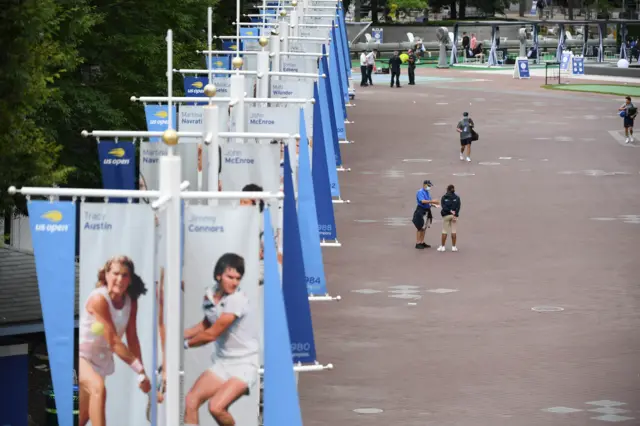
618, 96, 637, 143
437, 185, 461, 252
456, 112, 475, 162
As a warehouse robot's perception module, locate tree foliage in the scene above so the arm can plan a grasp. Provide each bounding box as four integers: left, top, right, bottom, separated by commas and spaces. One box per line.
1, 0, 233, 216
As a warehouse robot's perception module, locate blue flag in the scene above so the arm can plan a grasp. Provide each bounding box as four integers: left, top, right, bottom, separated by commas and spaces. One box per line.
282, 146, 317, 363
262, 207, 303, 426
328, 37, 348, 137
144, 105, 176, 143
320, 47, 344, 168
28, 201, 77, 426
296, 109, 328, 295
332, 23, 349, 107
337, 7, 352, 78
97, 141, 136, 203
183, 76, 208, 105
312, 83, 339, 242
319, 56, 343, 184
206, 55, 231, 71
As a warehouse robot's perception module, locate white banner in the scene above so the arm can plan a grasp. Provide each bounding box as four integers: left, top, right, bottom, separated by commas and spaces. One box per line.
178, 106, 203, 191
269, 82, 314, 136
219, 142, 280, 193
140, 142, 168, 192
213, 77, 231, 97
247, 106, 298, 135
78, 203, 155, 426
281, 57, 315, 74
182, 204, 260, 426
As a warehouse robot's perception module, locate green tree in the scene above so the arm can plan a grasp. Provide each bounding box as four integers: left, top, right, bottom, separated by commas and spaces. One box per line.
43, 0, 223, 194
0, 0, 98, 216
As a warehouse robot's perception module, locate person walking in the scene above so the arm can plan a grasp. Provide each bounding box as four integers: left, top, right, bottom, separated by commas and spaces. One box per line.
618, 95, 637, 143
366, 49, 376, 85
407, 49, 417, 85
437, 185, 461, 252
457, 112, 475, 162
412, 180, 439, 249
389, 50, 402, 88
360, 51, 368, 87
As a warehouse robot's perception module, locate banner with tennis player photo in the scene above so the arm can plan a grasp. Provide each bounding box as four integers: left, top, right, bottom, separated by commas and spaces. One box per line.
182, 204, 261, 426
78, 202, 156, 426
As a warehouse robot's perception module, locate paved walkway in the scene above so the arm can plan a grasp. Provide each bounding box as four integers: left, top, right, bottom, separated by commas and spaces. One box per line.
299, 67, 640, 425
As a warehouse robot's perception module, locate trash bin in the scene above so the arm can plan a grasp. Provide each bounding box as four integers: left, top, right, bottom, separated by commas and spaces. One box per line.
44, 385, 79, 426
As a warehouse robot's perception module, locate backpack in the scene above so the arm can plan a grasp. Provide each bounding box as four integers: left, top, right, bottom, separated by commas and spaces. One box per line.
627, 104, 637, 118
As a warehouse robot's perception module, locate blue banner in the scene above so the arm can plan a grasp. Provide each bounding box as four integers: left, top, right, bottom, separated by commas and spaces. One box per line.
144, 105, 176, 143
240, 27, 260, 51
332, 22, 350, 105
28, 201, 77, 426
282, 147, 317, 364
183, 76, 209, 106
206, 55, 231, 71
296, 109, 328, 295
337, 8, 352, 78
312, 83, 339, 241
320, 49, 344, 171
222, 40, 242, 53
97, 141, 135, 203
328, 38, 347, 135
262, 207, 303, 426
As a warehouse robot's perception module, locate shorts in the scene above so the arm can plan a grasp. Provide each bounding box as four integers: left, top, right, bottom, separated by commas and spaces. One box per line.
624, 117, 634, 128
442, 214, 457, 235
460, 138, 472, 146
209, 354, 259, 391
79, 343, 115, 378
412, 207, 431, 230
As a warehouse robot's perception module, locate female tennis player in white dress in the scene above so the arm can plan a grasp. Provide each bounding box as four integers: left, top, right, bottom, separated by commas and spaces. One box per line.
78, 256, 151, 426
183, 253, 259, 426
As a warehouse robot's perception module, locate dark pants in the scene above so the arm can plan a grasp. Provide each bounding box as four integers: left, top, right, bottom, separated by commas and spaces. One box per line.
408, 66, 415, 84
390, 70, 400, 87
366, 64, 374, 85
360, 65, 368, 86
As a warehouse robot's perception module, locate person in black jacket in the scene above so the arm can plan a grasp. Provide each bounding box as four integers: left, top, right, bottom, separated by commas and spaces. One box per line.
389, 51, 402, 88
437, 184, 461, 252
407, 49, 416, 85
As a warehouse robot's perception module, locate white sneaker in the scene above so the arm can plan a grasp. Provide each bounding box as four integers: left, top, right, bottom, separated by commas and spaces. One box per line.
626, 137, 630, 143
437, 246, 446, 252
460, 153, 464, 160
631, 136, 635, 142
466, 157, 471, 162
451, 246, 458, 252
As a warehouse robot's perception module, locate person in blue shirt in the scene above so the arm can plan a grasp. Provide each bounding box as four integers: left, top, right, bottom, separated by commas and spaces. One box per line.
412, 180, 440, 249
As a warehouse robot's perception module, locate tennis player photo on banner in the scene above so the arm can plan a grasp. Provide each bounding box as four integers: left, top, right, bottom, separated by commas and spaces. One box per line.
181, 204, 261, 426
78, 202, 156, 426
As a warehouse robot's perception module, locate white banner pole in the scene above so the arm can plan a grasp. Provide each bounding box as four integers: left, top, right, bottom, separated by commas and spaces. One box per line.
269, 33, 281, 80
204, 102, 220, 197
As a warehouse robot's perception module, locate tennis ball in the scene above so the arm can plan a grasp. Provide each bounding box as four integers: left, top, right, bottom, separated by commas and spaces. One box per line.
91, 322, 105, 336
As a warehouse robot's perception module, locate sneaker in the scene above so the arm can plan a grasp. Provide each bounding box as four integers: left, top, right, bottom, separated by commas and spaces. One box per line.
631, 136, 635, 142
419, 242, 431, 248
437, 246, 446, 252
460, 153, 464, 161
415, 243, 425, 249
451, 246, 458, 252
466, 157, 471, 162
626, 137, 630, 143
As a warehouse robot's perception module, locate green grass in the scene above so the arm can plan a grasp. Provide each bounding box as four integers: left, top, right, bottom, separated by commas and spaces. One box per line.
542, 84, 640, 97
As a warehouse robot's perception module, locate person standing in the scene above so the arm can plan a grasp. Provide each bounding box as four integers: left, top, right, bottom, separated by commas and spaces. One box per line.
407, 49, 417, 85
389, 50, 402, 88
536, 0, 546, 19
412, 180, 439, 249
618, 96, 637, 143
470, 33, 477, 51
462, 32, 470, 58
456, 111, 475, 162
366, 49, 376, 85
437, 185, 461, 252
360, 50, 368, 87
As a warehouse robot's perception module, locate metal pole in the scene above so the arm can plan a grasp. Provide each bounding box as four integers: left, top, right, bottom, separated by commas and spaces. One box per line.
204, 104, 220, 197
208, 7, 214, 84
162, 29, 181, 426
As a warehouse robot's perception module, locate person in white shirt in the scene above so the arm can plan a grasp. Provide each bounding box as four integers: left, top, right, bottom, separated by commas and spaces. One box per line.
78, 256, 151, 426
182, 253, 259, 426
359, 50, 368, 87
365, 49, 376, 85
